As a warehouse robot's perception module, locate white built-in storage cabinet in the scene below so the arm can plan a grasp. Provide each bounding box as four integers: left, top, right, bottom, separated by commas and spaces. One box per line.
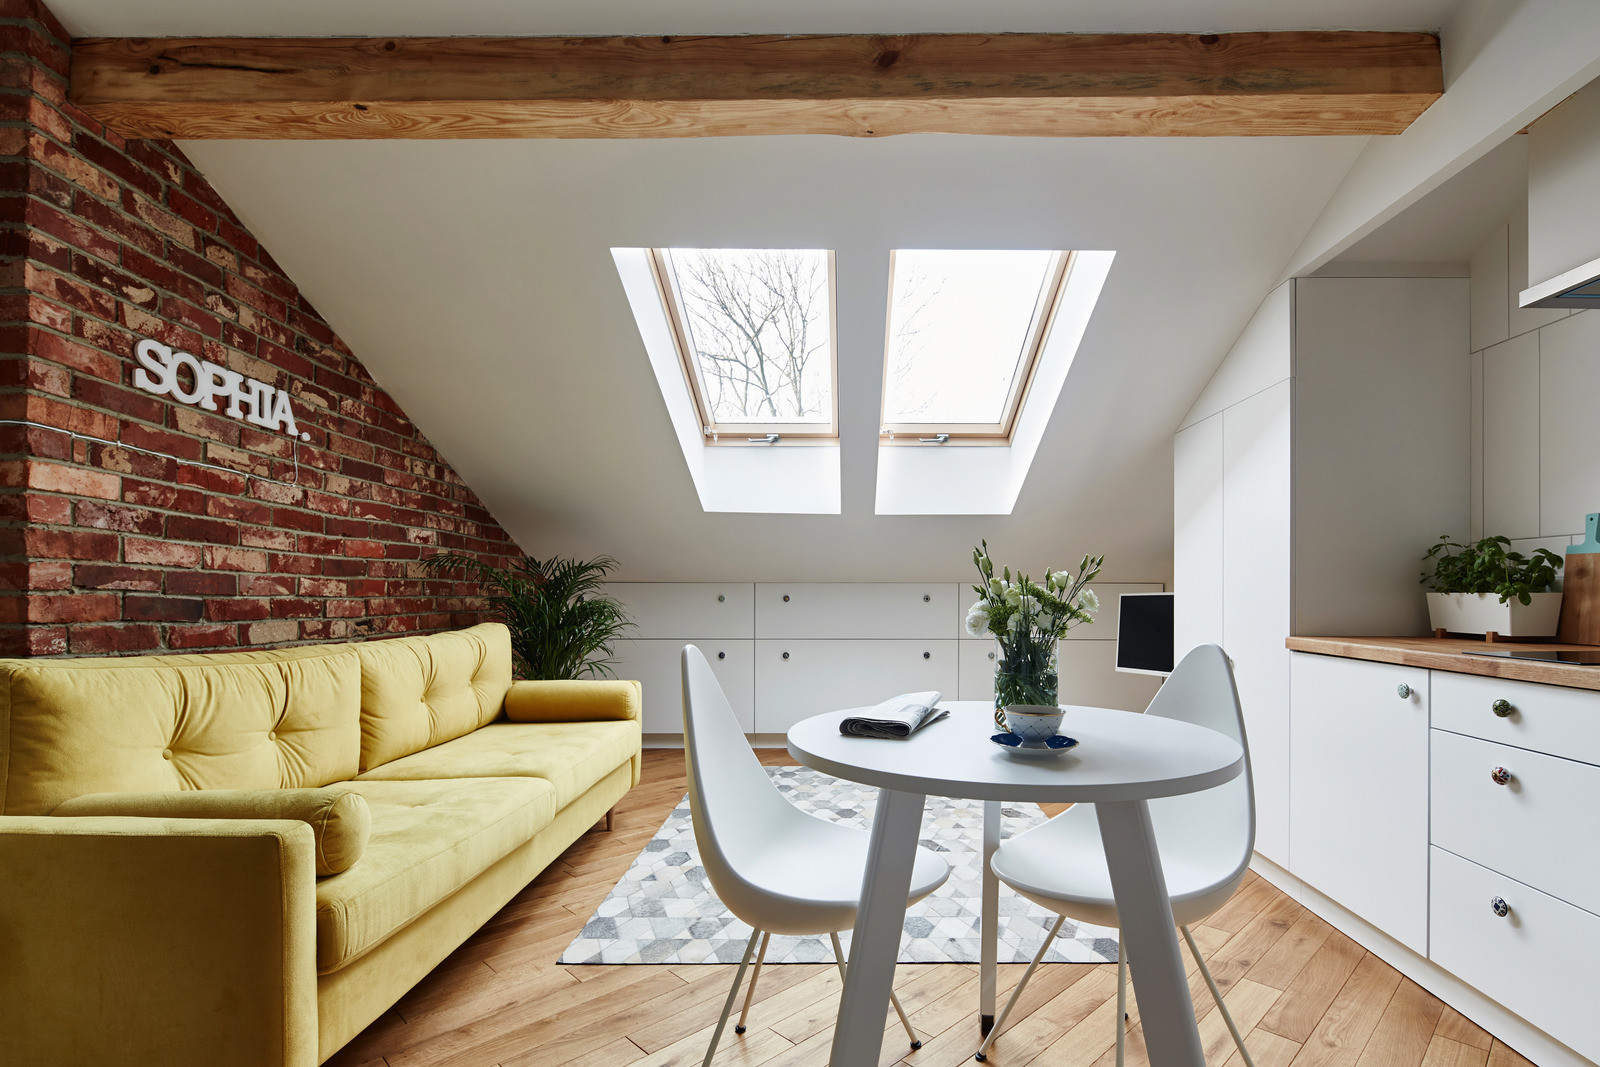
1289, 653, 1600, 1065
1173, 277, 1470, 864
605, 582, 1164, 738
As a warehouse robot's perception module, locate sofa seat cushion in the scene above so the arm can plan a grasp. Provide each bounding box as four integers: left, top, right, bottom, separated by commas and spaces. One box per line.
314, 776, 555, 974
355, 720, 640, 810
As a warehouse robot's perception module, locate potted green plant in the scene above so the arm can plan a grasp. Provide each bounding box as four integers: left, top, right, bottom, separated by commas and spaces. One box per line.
1420, 535, 1563, 639
422, 552, 633, 678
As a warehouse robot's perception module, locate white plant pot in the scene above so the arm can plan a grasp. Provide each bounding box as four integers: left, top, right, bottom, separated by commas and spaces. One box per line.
1425, 592, 1564, 638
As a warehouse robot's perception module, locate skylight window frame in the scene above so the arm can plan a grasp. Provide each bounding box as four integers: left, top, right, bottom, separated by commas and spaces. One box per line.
647, 247, 840, 445
878, 249, 1075, 444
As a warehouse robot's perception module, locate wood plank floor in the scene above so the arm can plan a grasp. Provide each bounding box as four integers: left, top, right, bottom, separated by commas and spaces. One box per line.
325, 750, 1541, 1067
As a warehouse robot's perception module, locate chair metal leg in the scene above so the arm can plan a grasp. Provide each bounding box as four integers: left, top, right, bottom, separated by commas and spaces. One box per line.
1116, 943, 1128, 1067
735, 931, 771, 1034
702, 928, 762, 1067
974, 914, 1067, 1061
830, 931, 923, 1051
1182, 925, 1255, 1067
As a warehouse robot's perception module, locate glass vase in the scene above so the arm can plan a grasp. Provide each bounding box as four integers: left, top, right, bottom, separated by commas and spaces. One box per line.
993, 633, 1060, 731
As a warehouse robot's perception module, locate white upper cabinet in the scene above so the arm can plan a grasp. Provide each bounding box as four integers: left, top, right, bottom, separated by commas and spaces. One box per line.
607, 583, 754, 639
756, 583, 960, 640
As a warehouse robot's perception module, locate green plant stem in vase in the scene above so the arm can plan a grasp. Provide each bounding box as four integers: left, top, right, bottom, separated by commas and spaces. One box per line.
966, 541, 1104, 732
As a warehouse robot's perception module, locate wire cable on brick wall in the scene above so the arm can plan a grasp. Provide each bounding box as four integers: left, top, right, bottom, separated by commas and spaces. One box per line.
0, 418, 302, 487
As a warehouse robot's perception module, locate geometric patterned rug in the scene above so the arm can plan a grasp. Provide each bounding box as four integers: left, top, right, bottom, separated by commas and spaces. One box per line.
558, 766, 1118, 966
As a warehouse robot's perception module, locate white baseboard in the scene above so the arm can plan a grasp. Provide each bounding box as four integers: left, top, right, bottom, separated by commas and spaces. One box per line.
1249, 853, 1594, 1067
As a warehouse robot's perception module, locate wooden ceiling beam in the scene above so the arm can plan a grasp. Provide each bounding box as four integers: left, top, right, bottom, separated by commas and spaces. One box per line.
69, 31, 1443, 140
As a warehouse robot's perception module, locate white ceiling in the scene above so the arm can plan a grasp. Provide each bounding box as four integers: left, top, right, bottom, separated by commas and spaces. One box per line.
51, 0, 1457, 38
48, 0, 1478, 584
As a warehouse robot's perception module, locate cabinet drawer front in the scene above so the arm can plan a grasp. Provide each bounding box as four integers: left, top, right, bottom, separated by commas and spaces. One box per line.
606, 584, 754, 640
610, 638, 754, 734
1431, 730, 1600, 915
1430, 846, 1600, 1062
1432, 671, 1600, 765
756, 584, 959, 640
753, 640, 958, 734
1289, 653, 1430, 954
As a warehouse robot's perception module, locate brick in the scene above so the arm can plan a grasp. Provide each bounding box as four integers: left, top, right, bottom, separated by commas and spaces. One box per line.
75, 500, 163, 535
240, 575, 294, 597
125, 595, 204, 622
166, 623, 239, 650
125, 537, 202, 568
30, 326, 121, 381
69, 623, 161, 653
166, 515, 239, 546
28, 591, 118, 622
26, 459, 120, 499
343, 539, 385, 559
205, 597, 269, 621
75, 563, 160, 592
204, 546, 268, 573
25, 528, 117, 560
165, 571, 236, 597
239, 527, 294, 552
245, 619, 298, 645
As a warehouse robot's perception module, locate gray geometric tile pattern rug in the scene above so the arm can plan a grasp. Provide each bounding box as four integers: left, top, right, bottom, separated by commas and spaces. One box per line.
559, 766, 1119, 966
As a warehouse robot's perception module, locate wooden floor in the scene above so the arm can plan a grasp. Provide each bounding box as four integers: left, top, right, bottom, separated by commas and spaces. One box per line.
326, 750, 1540, 1067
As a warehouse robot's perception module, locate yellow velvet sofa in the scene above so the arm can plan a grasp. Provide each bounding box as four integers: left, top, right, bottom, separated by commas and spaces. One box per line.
0, 622, 641, 1067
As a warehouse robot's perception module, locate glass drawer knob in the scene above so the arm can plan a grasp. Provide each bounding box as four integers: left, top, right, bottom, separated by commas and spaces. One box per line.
782, 651, 789, 660
1396, 683, 1412, 699
1491, 766, 1512, 786
1492, 699, 1514, 718
923, 651, 931, 660
783, 595, 790, 602
717, 651, 726, 660
988, 651, 996, 660
718, 594, 725, 602
1491, 896, 1510, 918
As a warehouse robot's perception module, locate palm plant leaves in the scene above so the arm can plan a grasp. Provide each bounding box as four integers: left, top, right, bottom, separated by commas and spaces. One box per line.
422, 552, 634, 680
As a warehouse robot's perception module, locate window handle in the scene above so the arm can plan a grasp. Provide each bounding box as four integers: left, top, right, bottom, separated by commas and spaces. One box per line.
918, 433, 950, 444
748, 433, 780, 444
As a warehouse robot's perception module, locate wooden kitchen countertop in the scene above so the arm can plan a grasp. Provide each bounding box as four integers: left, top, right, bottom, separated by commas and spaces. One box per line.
1286, 635, 1600, 691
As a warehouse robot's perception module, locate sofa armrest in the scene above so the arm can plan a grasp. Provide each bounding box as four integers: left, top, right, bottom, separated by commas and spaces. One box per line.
0, 814, 319, 1067
504, 678, 642, 723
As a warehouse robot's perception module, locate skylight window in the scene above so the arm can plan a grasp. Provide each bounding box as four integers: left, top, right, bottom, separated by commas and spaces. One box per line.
650, 248, 837, 441
880, 249, 1072, 440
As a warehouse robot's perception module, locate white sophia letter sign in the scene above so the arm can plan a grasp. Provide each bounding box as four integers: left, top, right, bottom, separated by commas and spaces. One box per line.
133, 338, 309, 442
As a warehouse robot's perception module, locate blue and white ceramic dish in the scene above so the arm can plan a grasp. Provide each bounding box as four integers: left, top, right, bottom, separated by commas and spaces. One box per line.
991, 732, 1080, 760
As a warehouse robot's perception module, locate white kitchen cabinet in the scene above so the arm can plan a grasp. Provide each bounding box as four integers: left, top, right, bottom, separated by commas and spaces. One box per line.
1433, 667, 1600, 766
608, 638, 754, 734
606, 583, 753, 639
1431, 847, 1600, 1063
753, 640, 957, 734
1431, 729, 1600, 916
1289, 652, 1431, 954
756, 583, 959, 640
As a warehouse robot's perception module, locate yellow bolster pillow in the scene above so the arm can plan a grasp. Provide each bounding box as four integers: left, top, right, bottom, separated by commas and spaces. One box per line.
54, 787, 372, 876
503, 679, 642, 723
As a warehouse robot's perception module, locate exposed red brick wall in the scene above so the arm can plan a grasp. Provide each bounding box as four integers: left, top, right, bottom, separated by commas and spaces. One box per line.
0, 0, 521, 656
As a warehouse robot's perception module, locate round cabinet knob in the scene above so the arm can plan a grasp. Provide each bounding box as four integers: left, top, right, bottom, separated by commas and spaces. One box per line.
923, 651, 931, 660
1492, 699, 1514, 718
1396, 683, 1412, 699
717, 651, 726, 660
1491, 766, 1512, 786
988, 651, 996, 661
717, 594, 725, 602
782, 651, 790, 660
1491, 896, 1511, 918
923, 594, 931, 603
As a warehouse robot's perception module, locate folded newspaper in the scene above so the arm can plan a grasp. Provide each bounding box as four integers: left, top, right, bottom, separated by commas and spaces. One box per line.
839, 691, 949, 739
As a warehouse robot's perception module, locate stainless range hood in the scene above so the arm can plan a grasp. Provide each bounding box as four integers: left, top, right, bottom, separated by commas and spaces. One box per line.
1520, 254, 1600, 309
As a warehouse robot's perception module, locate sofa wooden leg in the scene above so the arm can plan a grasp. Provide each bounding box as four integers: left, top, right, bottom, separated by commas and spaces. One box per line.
605, 807, 616, 832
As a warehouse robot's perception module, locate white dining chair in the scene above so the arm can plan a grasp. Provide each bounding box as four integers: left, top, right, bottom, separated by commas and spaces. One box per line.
681, 644, 952, 1065
974, 643, 1256, 1065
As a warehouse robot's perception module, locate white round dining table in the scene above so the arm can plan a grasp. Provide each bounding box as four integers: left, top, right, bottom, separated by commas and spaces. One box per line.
787, 700, 1244, 1067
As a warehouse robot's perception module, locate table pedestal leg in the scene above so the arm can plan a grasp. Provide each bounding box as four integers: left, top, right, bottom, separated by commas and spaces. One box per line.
830, 787, 926, 1067
980, 799, 1000, 1035
1095, 798, 1206, 1067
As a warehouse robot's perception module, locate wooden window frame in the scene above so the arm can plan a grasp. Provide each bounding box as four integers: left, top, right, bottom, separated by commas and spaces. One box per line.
648, 247, 839, 445
878, 250, 1075, 445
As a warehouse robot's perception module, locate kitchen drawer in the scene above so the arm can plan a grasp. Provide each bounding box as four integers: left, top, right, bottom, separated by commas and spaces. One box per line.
753, 640, 958, 734
1430, 846, 1600, 1063
606, 583, 754, 640
957, 583, 1165, 643
1431, 729, 1600, 915
756, 584, 960, 640
1432, 671, 1600, 766
1290, 653, 1430, 954
609, 638, 754, 734
957, 640, 1161, 712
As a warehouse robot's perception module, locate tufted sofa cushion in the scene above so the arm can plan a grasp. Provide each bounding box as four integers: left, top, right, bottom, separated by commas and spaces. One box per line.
0, 645, 361, 816
354, 623, 513, 773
